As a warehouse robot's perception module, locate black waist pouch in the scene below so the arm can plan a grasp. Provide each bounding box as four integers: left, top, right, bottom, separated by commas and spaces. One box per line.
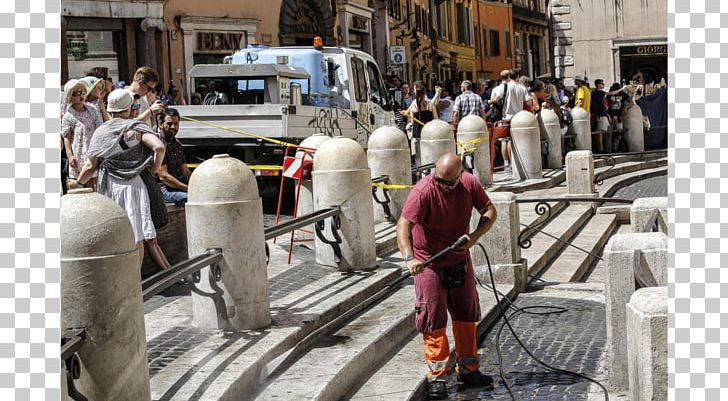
436, 262, 467, 289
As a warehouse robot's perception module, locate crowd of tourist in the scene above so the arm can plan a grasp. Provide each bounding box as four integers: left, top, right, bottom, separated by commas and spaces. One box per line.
61, 66, 190, 272
387, 70, 665, 172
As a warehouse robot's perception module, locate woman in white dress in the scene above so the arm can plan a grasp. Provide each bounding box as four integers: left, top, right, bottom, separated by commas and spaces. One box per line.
61, 79, 104, 191
74, 89, 171, 270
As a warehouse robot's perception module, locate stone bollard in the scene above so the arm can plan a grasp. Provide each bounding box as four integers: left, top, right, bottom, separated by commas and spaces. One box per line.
313, 137, 377, 271
510, 110, 543, 180
367, 126, 412, 223
186, 154, 270, 330
630, 197, 667, 233
61, 188, 150, 401
624, 103, 645, 152
627, 286, 667, 401
569, 107, 591, 151
457, 115, 492, 185
420, 119, 456, 170
471, 192, 527, 292
295, 133, 332, 240
565, 150, 595, 196
604, 232, 667, 391
540, 108, 563, 169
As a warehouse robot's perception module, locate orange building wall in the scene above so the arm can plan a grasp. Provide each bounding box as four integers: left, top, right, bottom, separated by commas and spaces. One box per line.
474, 1, 515, 81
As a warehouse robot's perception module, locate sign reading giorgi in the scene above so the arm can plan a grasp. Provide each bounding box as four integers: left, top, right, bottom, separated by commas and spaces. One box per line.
620, 44, 667, 56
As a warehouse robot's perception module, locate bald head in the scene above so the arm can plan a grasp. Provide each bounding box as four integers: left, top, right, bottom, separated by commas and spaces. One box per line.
435, 152, 462, 179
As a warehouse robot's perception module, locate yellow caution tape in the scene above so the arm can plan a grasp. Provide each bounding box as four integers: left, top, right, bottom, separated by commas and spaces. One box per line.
186, 164, 283, 170
456, 136, 489, 146
372, 182, 414, 189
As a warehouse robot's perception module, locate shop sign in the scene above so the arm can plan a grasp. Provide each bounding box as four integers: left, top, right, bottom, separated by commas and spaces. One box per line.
621, 44, 667, 56
197, 32, 245, 53
349, 15, 369, 32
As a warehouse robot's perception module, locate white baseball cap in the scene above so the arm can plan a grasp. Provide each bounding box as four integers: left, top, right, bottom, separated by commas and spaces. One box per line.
106, 89, 134, 112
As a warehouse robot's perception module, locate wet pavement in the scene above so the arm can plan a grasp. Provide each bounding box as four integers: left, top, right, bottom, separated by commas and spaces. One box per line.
444, 287, 607, 400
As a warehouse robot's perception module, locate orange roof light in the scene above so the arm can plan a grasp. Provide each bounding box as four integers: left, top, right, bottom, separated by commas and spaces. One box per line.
313, 36, 323, 49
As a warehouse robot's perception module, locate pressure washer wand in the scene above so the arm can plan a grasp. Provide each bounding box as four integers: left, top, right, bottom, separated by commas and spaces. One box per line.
422, 235, 469, 268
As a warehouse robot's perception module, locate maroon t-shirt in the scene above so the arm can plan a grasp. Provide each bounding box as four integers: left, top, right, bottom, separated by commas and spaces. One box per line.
401, 172, 491, 269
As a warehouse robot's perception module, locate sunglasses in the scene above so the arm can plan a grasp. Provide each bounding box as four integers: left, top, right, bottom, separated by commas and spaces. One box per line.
434, 175, 459, 187
131, 104, 141, 110
71, 91, 86, 97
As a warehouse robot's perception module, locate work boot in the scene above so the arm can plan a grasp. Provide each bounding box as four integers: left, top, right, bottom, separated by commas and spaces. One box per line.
427, 379, 447, 400
457, 370, 493, 388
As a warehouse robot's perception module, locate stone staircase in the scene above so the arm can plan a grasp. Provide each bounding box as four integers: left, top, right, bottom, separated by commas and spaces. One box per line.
140, 152, 666, 401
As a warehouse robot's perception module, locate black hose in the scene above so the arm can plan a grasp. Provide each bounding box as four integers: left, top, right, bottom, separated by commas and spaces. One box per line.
476, 243, 609, 401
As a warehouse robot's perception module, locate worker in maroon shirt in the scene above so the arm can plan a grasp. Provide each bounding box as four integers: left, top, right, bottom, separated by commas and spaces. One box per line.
396, 152, 497, 399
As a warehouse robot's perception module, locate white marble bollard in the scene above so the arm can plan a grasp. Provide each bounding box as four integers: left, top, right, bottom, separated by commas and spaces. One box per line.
457, 115, 492, 185
624, 104, 645, 152
510, 110, 542, 180
604, 232, 667, 391
540, 108, 563, 169
187, 154, 271, 330
565, 150, 595, 196
630, 197, 667, 233
367, 126, 412, 223
569, 107, 591, 151
420, 119, 456, 169
627, 286, 667, 401
61, 189, 150, 401
313, 137, 377, 271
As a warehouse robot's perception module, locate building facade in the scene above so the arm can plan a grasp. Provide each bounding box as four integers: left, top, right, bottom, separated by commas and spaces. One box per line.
432, 0, 476, 83
549, 0, 667, 86
473, 0, 515, 81
511, 0, 550, 79
61, 0, 166, 84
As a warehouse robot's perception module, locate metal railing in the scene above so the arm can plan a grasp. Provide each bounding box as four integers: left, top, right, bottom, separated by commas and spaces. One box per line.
61, 328, 88, 401
141, 248, 224, 302
264, 206, 343, 264
515, 197, 634, 256
371, 175, 395, 223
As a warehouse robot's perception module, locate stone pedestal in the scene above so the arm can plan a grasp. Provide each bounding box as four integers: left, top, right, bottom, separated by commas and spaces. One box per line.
295, 133, 332, 240
630, 197, 667, 233
420, 119, 456, 169
627, 287, 668, 401
565, 150, 594, 196
604, 232, 667, 391
471, 192, 527, 292
624, 104, 645, 152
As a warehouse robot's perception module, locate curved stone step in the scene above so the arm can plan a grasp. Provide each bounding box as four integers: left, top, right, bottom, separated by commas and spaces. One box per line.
539, 213, 618, 283
253, 283, 417, 401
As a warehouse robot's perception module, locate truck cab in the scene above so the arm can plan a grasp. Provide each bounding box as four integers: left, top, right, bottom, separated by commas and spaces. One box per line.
229, 45, 394, 137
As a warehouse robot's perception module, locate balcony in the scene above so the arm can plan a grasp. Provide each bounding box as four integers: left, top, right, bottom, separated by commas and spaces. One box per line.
512, 4, 548, 23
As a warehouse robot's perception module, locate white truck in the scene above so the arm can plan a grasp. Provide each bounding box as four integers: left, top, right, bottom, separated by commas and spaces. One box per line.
174, 45, 395, 176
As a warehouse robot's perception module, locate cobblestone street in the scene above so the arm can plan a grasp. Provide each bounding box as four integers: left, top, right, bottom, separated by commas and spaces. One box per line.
447, 285, 607, 401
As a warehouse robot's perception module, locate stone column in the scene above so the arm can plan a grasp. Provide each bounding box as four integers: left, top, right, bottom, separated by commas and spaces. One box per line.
604, 232, 667, 391
367, 126, 412, 223
630, 197, 667, 234
61, 189, 150, 401
565, 150, 595, 196
186, 154, 271, 330
624, 103, 645, 152
540, 108, 563, 169
510, 110, 542, 180
569, 106, 591, 151
627, 287, 668, 401
420, 119, 456, 169
313, 137, 377, 271
457, 114, 492, 185
470, 192, 527, 292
